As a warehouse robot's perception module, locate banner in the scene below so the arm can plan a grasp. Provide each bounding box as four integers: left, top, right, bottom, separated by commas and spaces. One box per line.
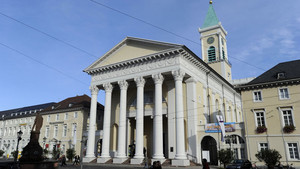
216, 115, 226, 142
205, 122, 235, 133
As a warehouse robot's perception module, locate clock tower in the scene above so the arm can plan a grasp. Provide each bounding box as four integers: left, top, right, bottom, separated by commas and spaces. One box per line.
199, 1, 232, 81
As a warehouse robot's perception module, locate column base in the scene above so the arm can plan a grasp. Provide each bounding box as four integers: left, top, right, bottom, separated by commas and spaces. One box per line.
130, 158, 144, 164
82, 157, 96, 163
97, 157, 111, 163
113, 157, 128, 164
171, 159, 190, 166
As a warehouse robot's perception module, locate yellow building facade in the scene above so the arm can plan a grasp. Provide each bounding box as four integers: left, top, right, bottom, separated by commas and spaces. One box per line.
238, 60, 300, 167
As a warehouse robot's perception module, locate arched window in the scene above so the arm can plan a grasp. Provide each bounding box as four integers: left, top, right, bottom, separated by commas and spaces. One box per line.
208, 46, 216, 62
222, 47, 225, 59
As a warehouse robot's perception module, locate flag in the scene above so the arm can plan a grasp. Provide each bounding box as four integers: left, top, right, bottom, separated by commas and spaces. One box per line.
216, 115, 226, 142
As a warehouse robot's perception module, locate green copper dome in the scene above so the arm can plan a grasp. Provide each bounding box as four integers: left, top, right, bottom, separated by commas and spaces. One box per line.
201, 3, 219, 29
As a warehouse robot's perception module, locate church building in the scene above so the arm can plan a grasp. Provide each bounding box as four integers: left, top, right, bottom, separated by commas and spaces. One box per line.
83, 1, 245, 166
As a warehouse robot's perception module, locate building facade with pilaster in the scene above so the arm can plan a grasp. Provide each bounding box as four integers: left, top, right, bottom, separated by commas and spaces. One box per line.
82, 2, 248, 165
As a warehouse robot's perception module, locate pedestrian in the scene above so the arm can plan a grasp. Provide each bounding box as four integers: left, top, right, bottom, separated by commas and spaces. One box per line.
152, 161, 162, 169
202, 159, 210, 169
73, 155, 80, 165
278, 162, 283, 169
61, 155, 67, 167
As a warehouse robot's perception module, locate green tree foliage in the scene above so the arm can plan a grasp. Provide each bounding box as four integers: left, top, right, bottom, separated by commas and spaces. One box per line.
218, 149, 234, 168
0, 150, 4, 157
51, 148, 61, 159
255, 149, 282, 169
66, 148, 76, 162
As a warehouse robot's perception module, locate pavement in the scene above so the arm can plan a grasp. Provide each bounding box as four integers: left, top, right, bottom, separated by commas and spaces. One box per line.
57, 162, 213, 169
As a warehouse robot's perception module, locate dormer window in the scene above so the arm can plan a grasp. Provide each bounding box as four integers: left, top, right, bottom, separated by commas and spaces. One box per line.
69, 103, 73, 107
11, 114, 13, 117
52, 106, 55, 110
277, 72, 286, 79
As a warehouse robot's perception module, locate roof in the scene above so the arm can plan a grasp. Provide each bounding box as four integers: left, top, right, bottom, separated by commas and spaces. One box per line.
0, 102, 56, 119
41, 94, 103, 112
246, 60, 300, 85
201, 3, 220, 29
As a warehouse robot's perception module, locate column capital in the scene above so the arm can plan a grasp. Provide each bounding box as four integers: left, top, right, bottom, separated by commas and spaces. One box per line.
152, 73, 164, 84
172, 69, 185, 81
134, 76, 146, 87
118, 80, 128, 90
89, 85, 99, 95
103, 83, 113, 93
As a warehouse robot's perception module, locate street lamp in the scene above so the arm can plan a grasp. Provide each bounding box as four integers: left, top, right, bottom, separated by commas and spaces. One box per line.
14, 130, 23, 164
80, 136, 87, 169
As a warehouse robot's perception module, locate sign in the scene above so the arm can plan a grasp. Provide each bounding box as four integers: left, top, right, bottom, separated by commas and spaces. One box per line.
205, 122, 235, 133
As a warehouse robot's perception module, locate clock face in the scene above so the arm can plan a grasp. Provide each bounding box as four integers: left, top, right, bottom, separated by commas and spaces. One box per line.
207, 37, 214, 44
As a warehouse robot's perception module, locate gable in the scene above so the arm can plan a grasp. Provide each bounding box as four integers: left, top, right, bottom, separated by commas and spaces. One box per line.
85, 37, 182, 71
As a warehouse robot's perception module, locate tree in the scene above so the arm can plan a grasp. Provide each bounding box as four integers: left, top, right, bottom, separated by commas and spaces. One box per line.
255, 149, 282, 169
218, 149, 234, 168
66, 148, 76, 162
51, 148, 61, 159
0, 150, 4, 157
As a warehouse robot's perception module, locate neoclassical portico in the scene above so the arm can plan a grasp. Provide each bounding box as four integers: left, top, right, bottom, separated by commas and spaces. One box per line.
83, 37, 243, 166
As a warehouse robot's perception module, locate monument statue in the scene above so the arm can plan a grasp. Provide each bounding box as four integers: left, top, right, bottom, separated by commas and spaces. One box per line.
32, 112, 43, 132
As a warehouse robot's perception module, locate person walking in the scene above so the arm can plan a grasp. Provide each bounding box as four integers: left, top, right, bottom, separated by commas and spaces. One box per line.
73, 155, 80, 165
61, 155, 67, 167
202, 159, 210, 169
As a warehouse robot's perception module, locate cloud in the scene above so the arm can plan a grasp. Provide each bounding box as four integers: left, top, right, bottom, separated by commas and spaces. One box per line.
234, 22, 300, 61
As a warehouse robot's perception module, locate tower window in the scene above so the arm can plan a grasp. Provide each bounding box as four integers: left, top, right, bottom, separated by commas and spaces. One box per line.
222, 47, 225, 59
208, 46, 216, 62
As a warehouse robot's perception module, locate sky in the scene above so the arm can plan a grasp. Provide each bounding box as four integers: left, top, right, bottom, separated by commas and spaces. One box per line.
1, 0, 300, 111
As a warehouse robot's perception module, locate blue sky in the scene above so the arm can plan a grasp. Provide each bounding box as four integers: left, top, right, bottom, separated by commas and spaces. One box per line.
1, 0, 300, 110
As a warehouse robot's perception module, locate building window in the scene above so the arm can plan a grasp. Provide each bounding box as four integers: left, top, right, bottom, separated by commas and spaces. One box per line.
74, 112, 78, 118
208, 46, 216, 62
240, 148, 245, 159
72, 123, 77, 137
54, 125, 58, 137
255, 111, 266, 127
45, 126, 49, 138
281, 108, 294, 126
259, 143, 268, 151
288, 143, 299, 160
222, 47, 225, 59
279, 88, 290, 100
56, 114, 59, 121
233, 148, 238, 159
253, 91, 262, 102
63, 125, 67, 137
47, 115, 50, 122
65, 113, 68, 120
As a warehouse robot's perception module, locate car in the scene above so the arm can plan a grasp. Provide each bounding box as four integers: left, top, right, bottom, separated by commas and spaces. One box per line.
226, 159, 252, 169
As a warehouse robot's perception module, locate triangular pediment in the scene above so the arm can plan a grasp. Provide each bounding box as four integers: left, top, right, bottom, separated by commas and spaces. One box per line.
85, 37, 182, 71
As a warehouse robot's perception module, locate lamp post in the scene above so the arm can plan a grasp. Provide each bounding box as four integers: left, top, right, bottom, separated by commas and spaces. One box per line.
14, 130, 23, 165
80, 136, 87, 169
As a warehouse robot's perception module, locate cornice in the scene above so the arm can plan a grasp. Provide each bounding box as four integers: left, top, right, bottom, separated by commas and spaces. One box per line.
238, 78, 300, 91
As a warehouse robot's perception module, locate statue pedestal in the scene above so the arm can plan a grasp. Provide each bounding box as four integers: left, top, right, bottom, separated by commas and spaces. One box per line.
19, 131, 43, 162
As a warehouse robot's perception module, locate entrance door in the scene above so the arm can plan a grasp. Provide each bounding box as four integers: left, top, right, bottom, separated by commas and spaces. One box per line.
201, 136, 218, 165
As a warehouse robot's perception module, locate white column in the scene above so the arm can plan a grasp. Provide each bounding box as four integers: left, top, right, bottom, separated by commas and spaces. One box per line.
152, 73, 165, 161
133, 77, 145, 162
172, 69, 187, 160
98, 83, 113, 162
84, 85, 99, 161
116, 80, 128, 159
